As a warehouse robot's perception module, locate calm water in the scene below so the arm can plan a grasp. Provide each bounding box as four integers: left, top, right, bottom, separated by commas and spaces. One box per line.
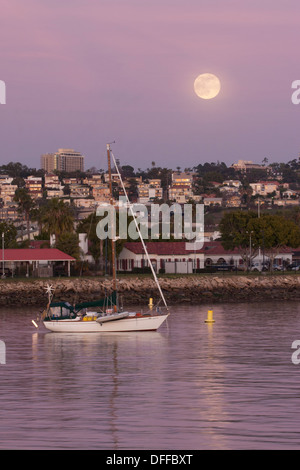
1, 301, 300, 450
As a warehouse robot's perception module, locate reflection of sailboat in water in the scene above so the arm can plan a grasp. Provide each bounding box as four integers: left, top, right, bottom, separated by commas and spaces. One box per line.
43, 331, 166, 448
42, 144, 169, 333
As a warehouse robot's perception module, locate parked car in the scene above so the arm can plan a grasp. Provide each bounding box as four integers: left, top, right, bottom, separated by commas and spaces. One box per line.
250, 262, 269, 272
287, 262, 300, 271
210, 263, 237, 272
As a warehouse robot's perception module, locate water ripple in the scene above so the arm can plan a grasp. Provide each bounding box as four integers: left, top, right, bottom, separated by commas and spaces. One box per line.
1, 301, 300, 449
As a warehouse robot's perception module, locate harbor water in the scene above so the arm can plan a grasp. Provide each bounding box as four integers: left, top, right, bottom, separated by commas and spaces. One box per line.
1, 301, 300, 450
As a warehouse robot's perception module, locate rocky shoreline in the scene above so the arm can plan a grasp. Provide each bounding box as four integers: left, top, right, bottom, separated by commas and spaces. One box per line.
1, 274, 300, 307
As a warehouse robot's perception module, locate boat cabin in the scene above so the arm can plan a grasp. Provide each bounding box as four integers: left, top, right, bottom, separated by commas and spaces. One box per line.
48, 302, 76, 320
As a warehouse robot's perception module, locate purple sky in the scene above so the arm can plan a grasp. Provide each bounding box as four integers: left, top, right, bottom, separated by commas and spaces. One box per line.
0, 0, 300, 171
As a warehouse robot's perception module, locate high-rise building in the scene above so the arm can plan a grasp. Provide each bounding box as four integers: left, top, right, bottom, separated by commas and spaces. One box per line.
41, 153, 58, 174
41, 148, 84, 174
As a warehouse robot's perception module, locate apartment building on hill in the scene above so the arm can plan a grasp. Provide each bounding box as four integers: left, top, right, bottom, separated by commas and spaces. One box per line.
41, 148, 85, 173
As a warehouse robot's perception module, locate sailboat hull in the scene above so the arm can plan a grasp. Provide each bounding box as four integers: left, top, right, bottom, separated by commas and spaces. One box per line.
43, 313, 169, 333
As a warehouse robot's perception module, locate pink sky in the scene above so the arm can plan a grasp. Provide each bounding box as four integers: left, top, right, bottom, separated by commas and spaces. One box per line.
0, 0, 300, 170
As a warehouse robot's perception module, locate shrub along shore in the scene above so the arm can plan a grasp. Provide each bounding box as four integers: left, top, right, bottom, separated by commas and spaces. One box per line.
1, 273, 300, 307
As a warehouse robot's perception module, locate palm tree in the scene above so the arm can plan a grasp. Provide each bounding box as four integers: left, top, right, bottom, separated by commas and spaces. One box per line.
41, 198, 75, 242
239, 183, 253, 208
30, 204, 47, 237
14, 188, 35, 240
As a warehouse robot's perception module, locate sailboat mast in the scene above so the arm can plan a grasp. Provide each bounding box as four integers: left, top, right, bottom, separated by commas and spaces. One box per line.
109, 147, 169, 311
107, 144, 117, 292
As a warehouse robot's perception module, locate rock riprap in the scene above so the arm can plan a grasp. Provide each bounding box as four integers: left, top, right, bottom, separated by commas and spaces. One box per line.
0, 275, 300, 306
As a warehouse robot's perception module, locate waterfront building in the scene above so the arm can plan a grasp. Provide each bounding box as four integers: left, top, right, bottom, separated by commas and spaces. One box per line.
117, 240, 293, 273
0, 248, 75, 277
117, 241, 205, 273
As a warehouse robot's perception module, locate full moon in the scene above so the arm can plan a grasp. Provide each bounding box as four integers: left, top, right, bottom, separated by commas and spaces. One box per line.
194, 73, 221, 99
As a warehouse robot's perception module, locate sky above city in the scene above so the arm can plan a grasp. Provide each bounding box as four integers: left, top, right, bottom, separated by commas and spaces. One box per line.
0, 0, 300, 171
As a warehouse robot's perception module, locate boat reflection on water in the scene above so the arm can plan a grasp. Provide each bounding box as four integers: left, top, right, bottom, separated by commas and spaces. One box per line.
42, 329, 168, 449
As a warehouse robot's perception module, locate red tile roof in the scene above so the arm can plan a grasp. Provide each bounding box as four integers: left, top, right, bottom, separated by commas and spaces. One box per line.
2, 248, 75, 261
124, 241, 191, 255
124, 241, 293, 256
124, 241, 213, 255
255, 181, 279, 185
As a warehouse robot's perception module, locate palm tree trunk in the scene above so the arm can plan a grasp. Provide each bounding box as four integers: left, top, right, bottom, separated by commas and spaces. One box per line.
26, 212, 30, 241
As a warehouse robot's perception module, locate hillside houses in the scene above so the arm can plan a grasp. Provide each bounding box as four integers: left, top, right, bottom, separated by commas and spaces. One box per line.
25, 176, 43, 199
138, 180, 163, 204
0, 169, 300, 223
1, 155, 300, 226
249, 181, 280, 197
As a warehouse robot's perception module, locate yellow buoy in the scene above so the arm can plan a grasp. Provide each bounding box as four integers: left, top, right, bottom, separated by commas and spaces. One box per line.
149, 298, 153, 310
205, 309, 215, 323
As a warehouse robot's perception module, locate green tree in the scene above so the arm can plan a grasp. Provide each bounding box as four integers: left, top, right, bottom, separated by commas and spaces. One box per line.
76, 210, 133, 270
219, 211, 259, 268
30, 205, 48, 238
0, 221, 18, 248
255, 214, 300, 269
121, 165, 135, 178
220, 211, 300, 270
238, 182, 253, 207
76, 212, 102, 264
41, 198, 75, 241
56, 232, 80, 260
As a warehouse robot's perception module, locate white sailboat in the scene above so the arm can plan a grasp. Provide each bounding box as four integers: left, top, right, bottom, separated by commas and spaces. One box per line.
42, 144, 169, 333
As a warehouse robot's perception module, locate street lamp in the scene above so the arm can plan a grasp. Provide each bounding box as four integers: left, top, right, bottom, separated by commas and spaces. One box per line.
1, 232, 5, 279
246, 230, 253, 271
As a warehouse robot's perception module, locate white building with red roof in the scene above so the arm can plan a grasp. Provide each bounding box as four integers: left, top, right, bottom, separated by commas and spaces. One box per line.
117, 241, 293, 273
117, 241, 205, 272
